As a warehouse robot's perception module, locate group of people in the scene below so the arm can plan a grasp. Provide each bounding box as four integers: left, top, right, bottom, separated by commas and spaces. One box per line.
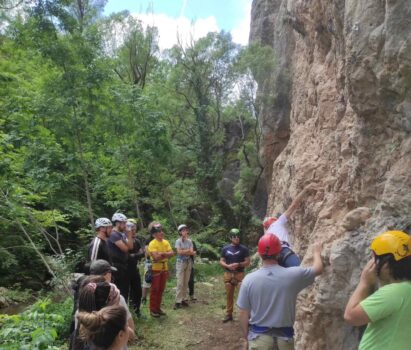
219, 185, 411, 350
71, 184, 411, 350
71, 213, 200, 349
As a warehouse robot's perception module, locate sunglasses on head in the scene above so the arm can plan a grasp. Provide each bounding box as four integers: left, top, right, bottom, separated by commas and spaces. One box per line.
151, 225, 163, 234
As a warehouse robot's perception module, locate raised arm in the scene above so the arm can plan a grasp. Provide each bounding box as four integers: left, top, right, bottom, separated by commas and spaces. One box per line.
283, 183, 319, 218
344, 259, 375, 326
311, 242, 324, 276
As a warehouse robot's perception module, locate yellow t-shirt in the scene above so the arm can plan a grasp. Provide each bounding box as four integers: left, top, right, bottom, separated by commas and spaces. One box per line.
148, 239, 172, 271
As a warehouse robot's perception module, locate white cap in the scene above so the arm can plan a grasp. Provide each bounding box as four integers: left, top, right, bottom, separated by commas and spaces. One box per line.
177, 224, 188, 232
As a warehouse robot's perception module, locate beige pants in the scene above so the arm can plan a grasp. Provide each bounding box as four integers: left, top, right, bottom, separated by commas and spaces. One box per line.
175, 259, 192, 303
223, 271, 245, 315
248, 333, 294, 350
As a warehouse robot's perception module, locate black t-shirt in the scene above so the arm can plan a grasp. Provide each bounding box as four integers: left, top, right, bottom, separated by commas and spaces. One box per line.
108, 230, 128, 264
221, 244, 250, 272
88, 237, 111, 264
128, 237, 144, 267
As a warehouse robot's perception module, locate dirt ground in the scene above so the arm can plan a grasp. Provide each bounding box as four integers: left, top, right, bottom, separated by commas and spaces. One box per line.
130, 276, 247, 350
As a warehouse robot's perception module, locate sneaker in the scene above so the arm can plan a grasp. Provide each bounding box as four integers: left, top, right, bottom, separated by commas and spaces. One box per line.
181, 300, 189, 307
158, 309, 167, 316
222, 314, 233, 323
174, 303, 182, 310
189, 296, 197, 301
150, 311, 160, 318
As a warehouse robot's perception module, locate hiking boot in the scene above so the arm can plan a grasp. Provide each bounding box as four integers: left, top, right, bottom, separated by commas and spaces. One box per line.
190, 295, 197, 301
182, 300, 189, 307
174, 303, 182, 310
150, 311, 160, 318
158, 309, 167, 316
222, 314, 233, 323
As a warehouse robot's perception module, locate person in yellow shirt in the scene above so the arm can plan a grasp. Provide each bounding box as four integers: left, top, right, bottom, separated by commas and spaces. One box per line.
147, 221, 174, 317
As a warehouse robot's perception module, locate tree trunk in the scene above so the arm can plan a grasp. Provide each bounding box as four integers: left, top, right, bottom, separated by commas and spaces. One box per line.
83, 173, 94, 229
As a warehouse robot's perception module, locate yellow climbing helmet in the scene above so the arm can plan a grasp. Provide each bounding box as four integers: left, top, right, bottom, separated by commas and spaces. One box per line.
370, 231, 411, 261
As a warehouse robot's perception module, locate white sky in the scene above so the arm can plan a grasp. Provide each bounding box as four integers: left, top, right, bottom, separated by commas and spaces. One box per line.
130, 1, 251, 50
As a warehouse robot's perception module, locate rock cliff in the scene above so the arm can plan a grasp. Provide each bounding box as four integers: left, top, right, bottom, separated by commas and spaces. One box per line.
250, 0, 411, 349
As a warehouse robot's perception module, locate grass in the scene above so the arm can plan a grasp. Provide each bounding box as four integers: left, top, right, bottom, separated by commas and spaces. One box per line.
129, 261, 234, 350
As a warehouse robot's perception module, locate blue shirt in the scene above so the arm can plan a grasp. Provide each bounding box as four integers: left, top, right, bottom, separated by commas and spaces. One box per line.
221, 244, 249, 272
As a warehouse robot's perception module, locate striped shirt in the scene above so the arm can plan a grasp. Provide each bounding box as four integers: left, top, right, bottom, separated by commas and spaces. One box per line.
88, 237, 111, 263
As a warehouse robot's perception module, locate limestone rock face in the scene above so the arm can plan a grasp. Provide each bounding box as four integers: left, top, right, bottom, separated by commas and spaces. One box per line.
250, 0, 411, 349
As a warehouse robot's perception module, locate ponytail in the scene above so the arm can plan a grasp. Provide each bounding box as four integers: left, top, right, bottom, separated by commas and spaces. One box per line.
78, 305, 127, 349
78, 281, 111, 312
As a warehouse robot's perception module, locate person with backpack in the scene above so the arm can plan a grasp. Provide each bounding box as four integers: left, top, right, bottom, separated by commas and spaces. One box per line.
141, 230, 155, 305
220, 228, 250, 323
237, 234, 323, 350
174, 224, 195, 309
263, 184, 319, 267
108, 213, 133, 301
344, 230, 411, 350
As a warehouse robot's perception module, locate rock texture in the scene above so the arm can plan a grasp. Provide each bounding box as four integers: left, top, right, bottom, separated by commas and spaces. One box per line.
250, 0, 411, 349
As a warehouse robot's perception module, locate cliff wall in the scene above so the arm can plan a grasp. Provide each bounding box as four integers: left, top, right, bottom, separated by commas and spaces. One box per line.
250, 0, 411, 348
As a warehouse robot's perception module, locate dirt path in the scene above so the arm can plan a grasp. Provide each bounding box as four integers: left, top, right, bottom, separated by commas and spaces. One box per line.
130, 276, 246, 350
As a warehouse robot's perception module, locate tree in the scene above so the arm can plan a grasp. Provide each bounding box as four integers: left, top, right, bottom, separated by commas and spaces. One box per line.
160, 32, 243, 226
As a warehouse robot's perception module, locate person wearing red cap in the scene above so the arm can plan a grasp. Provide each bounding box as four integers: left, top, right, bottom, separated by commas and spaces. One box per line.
263, 184, 319, 268
237, 234, 323, 350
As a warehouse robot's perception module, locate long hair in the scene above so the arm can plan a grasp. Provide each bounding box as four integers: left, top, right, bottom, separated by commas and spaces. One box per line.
77, 305, 127, 349
78, 281, 111, 312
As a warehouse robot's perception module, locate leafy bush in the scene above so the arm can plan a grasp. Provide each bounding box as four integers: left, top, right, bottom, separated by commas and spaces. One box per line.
195, 262, 222, 281
0, 297, 72, 350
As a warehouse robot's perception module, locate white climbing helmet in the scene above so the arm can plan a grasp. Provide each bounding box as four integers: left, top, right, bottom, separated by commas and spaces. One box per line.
95, 217, 112, 229
112, 213, 127, 223
178, 224, 188, 232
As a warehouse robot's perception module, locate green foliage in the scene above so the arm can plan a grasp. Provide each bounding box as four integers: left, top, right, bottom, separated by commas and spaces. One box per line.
193, 261, 222, 281
0, 1, 272, 289
0, 288, 32, 304
0, 297, 72, 349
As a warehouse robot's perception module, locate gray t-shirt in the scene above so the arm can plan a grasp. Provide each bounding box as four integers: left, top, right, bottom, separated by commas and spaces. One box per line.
237, 265, 315, 327
175, 238, 193, 261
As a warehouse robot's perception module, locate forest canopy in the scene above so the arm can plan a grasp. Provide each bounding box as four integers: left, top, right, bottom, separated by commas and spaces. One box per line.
0, 0, 276, 287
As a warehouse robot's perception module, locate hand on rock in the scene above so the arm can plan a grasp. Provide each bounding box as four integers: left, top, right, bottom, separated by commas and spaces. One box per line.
311, 242, 323, 255
304, 183, 321, 193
